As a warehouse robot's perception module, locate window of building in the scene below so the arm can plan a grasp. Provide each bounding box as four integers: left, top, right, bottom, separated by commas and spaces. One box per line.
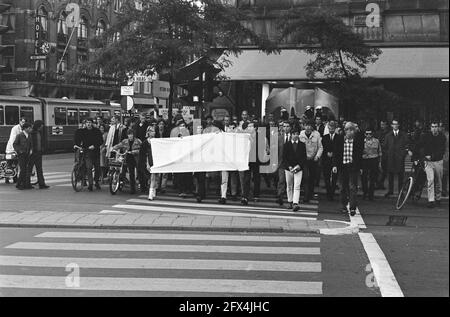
133, 82, 140, 94
0, 106, 4, 125
78, 16, 88, 40
144, 82, 152, 94
54, 107, 67, 125
79, 109, 90, 123
57, 12, 68, 36
5, 106, 19, 125
20, 107, 34, 123
0, 13, 15, 32
96, 20, 107, 37
1, 45, 15, 74
77, 53, 88, 65
67, 108, 79, 125
35, 59, 47, 74
114, 0, 123, 12
113, 32, 121, 42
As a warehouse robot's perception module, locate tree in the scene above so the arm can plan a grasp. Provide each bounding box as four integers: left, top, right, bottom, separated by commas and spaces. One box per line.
87, 0, 275, 124
279, 8, 381, 80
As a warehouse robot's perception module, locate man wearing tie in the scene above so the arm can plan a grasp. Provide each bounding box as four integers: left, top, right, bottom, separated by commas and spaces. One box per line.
13, 123, 33, 190
321, 120, 340, 201
276, 121, 292, 206
383, 120, 410, 198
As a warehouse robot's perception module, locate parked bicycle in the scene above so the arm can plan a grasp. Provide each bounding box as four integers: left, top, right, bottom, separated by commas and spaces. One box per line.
396, 160, 427, 210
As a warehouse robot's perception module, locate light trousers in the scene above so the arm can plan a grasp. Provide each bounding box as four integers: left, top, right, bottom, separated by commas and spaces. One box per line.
221, 171, 238, 199
424, 160, 444, 202
285, 170, 303, 204
148, 174, 158, 199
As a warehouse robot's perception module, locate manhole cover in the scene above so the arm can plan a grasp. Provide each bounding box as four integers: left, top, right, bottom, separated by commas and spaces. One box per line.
386, 215, 408, 226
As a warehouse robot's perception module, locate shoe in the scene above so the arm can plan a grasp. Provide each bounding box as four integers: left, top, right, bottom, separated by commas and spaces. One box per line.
88, 186, 93, 192
218, 198, 226, 204
24, 185, 34, 190
276, 197, 283, 206
39, 185, 50, 189
241, 198, 248, 206
350, 209, 356, 216
5, 179, 10, 184
16, 186, 24, 190
340, 206, 348, 214
313, 193, 319, 199
427, 202, 435, 209
95, 182, 101, 190
384, 192, 393, 198
293, 204, 300, 212
287, 202, 293, 210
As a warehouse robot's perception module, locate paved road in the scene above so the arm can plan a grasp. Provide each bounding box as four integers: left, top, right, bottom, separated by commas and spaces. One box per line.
0, 228, 377, 297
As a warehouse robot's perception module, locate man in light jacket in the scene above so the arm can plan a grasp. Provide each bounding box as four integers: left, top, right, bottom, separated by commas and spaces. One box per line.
300, 122, 323, 202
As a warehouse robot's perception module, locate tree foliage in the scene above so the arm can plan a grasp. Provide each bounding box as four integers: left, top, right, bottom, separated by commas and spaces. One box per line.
279, 8, 381, 80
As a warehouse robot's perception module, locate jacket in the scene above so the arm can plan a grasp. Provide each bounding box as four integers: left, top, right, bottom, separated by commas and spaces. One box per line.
113, 138, 142, 160
300, 130, 323, 160
6, 124, 22, 153
321, 132, 340, 163
134, 120, 149, 141
332, 135, 364, 170
383, 130, 409, 173
282, 140, 307, 171
13, 132, 32, 155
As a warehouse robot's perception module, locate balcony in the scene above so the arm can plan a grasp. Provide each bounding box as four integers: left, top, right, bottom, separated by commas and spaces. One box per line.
353, 26, 384, 42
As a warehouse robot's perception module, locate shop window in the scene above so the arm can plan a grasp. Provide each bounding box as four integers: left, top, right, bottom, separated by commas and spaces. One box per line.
0, 106, 4, 125
54, 107, 67, 125
20, 107, 34, 123
79, 109, 90, 123
144, 82, 152, 94
5, 106, 19, 125
67, 108, 79, 125
133, 82, 140, 93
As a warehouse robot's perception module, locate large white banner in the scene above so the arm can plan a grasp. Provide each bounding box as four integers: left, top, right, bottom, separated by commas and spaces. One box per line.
150, 133, 251, 173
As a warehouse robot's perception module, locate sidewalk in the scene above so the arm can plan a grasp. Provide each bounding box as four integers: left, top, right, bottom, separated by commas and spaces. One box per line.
0, 210, 357, 235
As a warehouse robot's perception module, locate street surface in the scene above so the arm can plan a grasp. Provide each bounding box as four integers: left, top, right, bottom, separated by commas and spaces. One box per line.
0, 153, 448, 296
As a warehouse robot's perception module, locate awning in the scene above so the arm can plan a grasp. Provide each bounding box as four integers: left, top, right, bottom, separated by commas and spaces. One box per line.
220, 47, 449, 81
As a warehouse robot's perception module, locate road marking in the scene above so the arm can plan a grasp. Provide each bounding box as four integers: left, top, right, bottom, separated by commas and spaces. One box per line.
99, 210, 128, 215
42, 172, 68, 176
44, 178, 73, 184
128, 198, 318, 214
112, 204, 317, 220
358, 233, 404, 297
40, 174, 71, 180
0, 275, 322, 295
350, 208, 367, 229
36, 231, 321, 243
6, 242, 320, 255
0, 255, 321, 272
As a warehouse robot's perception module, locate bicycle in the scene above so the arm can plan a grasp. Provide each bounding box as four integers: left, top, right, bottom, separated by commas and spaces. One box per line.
396, 160, 427, 210
108, 151, 128, 195
71, 145, 87, 192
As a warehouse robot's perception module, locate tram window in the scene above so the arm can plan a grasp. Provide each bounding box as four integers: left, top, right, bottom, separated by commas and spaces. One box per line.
79, 109, 89, 123
54, 107, 67, 125
20, 106, 34, 123
0, 106, 4, 125
67, 108, 79, 125
101, 110, 110, 118
5, 106, 19, 125
90, 109, 100, 118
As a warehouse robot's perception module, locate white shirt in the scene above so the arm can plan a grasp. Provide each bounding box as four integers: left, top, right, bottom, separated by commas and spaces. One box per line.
6, 124, 22, 153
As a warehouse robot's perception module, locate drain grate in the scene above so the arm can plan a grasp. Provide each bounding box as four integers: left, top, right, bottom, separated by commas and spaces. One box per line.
386, 215, 408, 226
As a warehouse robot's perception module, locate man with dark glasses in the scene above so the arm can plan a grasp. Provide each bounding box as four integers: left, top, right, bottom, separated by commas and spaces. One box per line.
362, 128, 382, 200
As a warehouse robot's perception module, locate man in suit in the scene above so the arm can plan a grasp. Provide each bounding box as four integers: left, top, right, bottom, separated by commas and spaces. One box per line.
383, 120, 410, 198
282, 128, 307, 211
321, 120, 339, 201
81, 118, 104, 191
13, 123, 33, 190
276, 121, 292, 205
332, 122, 364, 216
135, 113, 149, 142
29, 120, 49, 189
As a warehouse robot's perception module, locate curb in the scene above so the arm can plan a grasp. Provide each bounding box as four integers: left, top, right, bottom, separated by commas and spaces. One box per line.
0, 220, 357, 235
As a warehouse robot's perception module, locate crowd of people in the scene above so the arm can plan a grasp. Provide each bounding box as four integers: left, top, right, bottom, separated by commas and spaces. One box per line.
4, 109, 449, 214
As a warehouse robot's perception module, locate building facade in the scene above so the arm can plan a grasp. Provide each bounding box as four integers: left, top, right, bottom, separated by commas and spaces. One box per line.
0, 0, 124, 100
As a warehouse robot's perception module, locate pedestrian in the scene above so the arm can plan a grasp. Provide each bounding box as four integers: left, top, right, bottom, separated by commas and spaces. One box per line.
282, 128, 307, 211
375, 120, 390, 189
170, 119, 191, 198
29, 120, 49, 190
439, 122, 449, 197
135, 113, 149, 142
219, 119, 238, 204
383, 120, 410, 198
361, 128, 382, 201
140, 126, 157, 200
415, 120, 446, 208
80, 119, 103, 191
299, 122, 323, 203
276, 121, 292, 205
332, 122, 364, 216
5, 117, 26, 184
321, 120, 339, 201
112, 129, 142, 195
105, 115, 127, 158
13, 122, 33, 190
155, 119, 169, 193
237, 121, 254, 205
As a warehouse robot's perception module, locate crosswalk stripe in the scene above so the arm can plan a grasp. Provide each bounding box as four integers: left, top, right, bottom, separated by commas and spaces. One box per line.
42, 172, 68, 176
113, 204, 317, 220
45, 178, 72, 184
98, 210, 128, 215
0, 255, 321, 272
0, 275, 323, 294
130, 198, 318, 213
36, 231, 321, 243
6, 242, 321, 255
40, 174, 71, 180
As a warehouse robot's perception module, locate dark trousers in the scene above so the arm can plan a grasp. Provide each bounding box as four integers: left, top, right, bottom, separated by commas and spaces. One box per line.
85, 152, 101, 187
17, 153, 31, 188
197, 172, 207, 199
29, 152, 45, 186
377, 157, 388, 187
304, 160, 318, 201
388, 171, 404, 194
323, 158, 337, 199
239, 170, 251, 199
177, 173, 191, 194
122, 155, 137, 191
340, 164, 359, 210
137, 160, 149, 191
276, 166, 286, 198
362, 158, 379, 199
249, 163, 261, 198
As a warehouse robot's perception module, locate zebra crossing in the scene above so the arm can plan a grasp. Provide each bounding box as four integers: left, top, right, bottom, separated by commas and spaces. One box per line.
0, 230, 323, 296
41, 172, 72, 186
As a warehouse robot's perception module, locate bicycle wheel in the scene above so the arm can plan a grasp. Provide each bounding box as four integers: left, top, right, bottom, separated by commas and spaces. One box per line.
396, 176, 414, 210
109, 171, 120, 195
71, 165, 83, 192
